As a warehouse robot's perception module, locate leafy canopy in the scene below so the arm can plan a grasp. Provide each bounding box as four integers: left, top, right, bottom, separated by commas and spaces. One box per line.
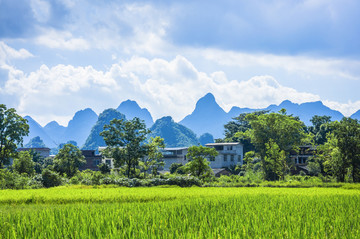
0, 104, 29, 168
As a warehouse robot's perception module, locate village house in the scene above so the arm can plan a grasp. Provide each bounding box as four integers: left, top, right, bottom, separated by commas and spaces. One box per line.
161, 142, 244, 171
290, 145, 316, 174
79, 150, 102, 171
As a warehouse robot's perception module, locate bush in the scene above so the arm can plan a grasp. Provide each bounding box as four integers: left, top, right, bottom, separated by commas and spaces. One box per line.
42, 169, 62, 188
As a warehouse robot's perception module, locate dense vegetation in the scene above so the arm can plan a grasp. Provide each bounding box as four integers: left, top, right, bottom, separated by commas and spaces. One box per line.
0, 187, 359, 238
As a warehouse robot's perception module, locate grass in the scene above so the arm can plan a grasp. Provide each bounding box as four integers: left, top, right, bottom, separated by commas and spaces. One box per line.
1, 186, 360, 238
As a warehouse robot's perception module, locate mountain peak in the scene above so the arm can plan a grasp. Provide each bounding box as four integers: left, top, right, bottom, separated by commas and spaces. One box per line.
117, 99, 154, 127
196, 93, 216, 107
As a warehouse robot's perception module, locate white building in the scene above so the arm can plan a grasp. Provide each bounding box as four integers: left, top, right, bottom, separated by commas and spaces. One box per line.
162, 142, 243, 170
161, 147, 188, 170
205, 142, 243, 168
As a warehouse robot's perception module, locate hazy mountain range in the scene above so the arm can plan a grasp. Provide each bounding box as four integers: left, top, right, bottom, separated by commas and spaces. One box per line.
22, 92, 360, 149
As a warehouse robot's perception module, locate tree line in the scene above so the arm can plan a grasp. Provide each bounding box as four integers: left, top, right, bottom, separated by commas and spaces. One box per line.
1, 102, 360, 189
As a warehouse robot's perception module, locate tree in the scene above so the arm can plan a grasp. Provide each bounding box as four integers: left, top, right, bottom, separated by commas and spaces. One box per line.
244, 110, 306, 180
224, 111, 268, 153
25, 136, 47, 148
53, 143, 85, 178
100, 117, 150, 178
264, 140, 287, 180
308, 115, 332, 145
98, 163, 111, 174
333, 118, 360, 182
0, 104, 29, 168
185, 145, 218, 178
169, 163, 183, 174
141, 136, 165, 177
12, 151, 35, 176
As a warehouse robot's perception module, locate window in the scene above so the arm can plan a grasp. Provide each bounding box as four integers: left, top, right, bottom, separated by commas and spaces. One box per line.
230, 155, 234, 162
106, 160, 111, 165
94, 159, 101, 166
223, 155, 227, 162
209, 156, 215, 161
184, 155, 187, 161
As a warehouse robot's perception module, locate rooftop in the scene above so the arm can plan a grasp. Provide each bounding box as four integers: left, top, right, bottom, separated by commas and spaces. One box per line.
206, 142, 241, 146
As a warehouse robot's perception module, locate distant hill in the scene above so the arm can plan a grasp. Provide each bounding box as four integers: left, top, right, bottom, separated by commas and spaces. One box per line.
265, 100, 344, 124
149, 116, 198, 148
82, 109, 126, 150
117, 100, 154, 128
179, 93, 229, 139
199, 133, 214, 146
62, 108, 98, 147
43, 121, 66, 144
351, 110, 360, 120
178, 93, 346, 140
23, 116, 56, 148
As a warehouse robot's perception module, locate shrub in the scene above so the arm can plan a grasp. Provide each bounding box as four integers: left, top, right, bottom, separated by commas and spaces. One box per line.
42, 169, 62, 188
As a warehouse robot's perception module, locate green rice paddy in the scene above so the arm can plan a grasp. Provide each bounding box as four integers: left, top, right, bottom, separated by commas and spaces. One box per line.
1, 186, 359, 238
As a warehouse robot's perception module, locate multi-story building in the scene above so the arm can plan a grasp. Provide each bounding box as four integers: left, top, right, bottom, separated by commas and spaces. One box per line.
161, 147, 188, 170
79, 150, 102, 171
205, 142, 243, 168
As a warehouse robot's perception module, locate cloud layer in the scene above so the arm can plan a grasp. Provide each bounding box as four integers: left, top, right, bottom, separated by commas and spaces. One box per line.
3, 42, 356, 126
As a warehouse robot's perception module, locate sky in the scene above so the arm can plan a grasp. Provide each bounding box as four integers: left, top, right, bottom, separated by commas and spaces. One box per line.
1, 0, 360, 126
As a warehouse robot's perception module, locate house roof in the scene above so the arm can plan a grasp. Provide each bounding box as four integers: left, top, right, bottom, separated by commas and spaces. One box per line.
206, 142, 241, 146
163, 147, 188, 151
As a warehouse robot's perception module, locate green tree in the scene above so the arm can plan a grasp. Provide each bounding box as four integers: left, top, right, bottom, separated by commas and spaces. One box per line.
100, 117, 150, 178
333, 118, 360, 182
0, 104, 29, 168
25, 136, 47, 148
244, 110, 306, 180
141, 136, 165, 177
264, 140, 287, 180
12, 151, 35, 176
98, 162, 111, 174
169, 163, 183, 174
185, 145, 218, 178
224, 111, 268, 153
308, 115, 332, 145
53, 144, 85, 178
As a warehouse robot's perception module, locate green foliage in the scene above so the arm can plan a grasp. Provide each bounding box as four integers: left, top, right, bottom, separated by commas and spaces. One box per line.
332, 118, 360, 182
141, 136, 165, 177
13, 151, 35, 176
169, 163, 183, 174
101, 117, 150, 178
0, 187, 359, 238
148, 116, 198, 147
0, 104, 29, 167
224, 111, 268, 153
83, 109, 126, 150
25, 136, 47, 148
98, 163, 111, 174
41, 169, 62, 188
264, 140, 287, 180
244, 110, 306, 180
185, 145, 218, 178
53, 144, 85, 178
308, 115, 332, 145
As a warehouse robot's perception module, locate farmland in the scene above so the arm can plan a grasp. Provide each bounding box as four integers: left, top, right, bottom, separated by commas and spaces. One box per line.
1, 186, 360, 238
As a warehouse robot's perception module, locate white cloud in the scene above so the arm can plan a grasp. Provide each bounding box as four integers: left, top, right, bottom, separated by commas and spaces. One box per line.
323, 100, 360, 117
2, 54, 342, 126
0, 41, 33, 65
30, 0, 51, 23
35, 29, 90, 51
199, 49, 360, 81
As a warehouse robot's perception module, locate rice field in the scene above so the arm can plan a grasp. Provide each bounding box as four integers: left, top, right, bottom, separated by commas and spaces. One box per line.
0, 186, 359, 238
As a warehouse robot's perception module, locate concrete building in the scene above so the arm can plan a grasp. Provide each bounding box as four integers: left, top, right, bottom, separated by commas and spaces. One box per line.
205, 142, 243, 168
161, 147, 188, 170
79, 150, 102, 171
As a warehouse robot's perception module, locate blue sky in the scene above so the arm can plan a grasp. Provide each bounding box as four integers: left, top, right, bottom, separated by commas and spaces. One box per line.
0, 0, 360, 126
